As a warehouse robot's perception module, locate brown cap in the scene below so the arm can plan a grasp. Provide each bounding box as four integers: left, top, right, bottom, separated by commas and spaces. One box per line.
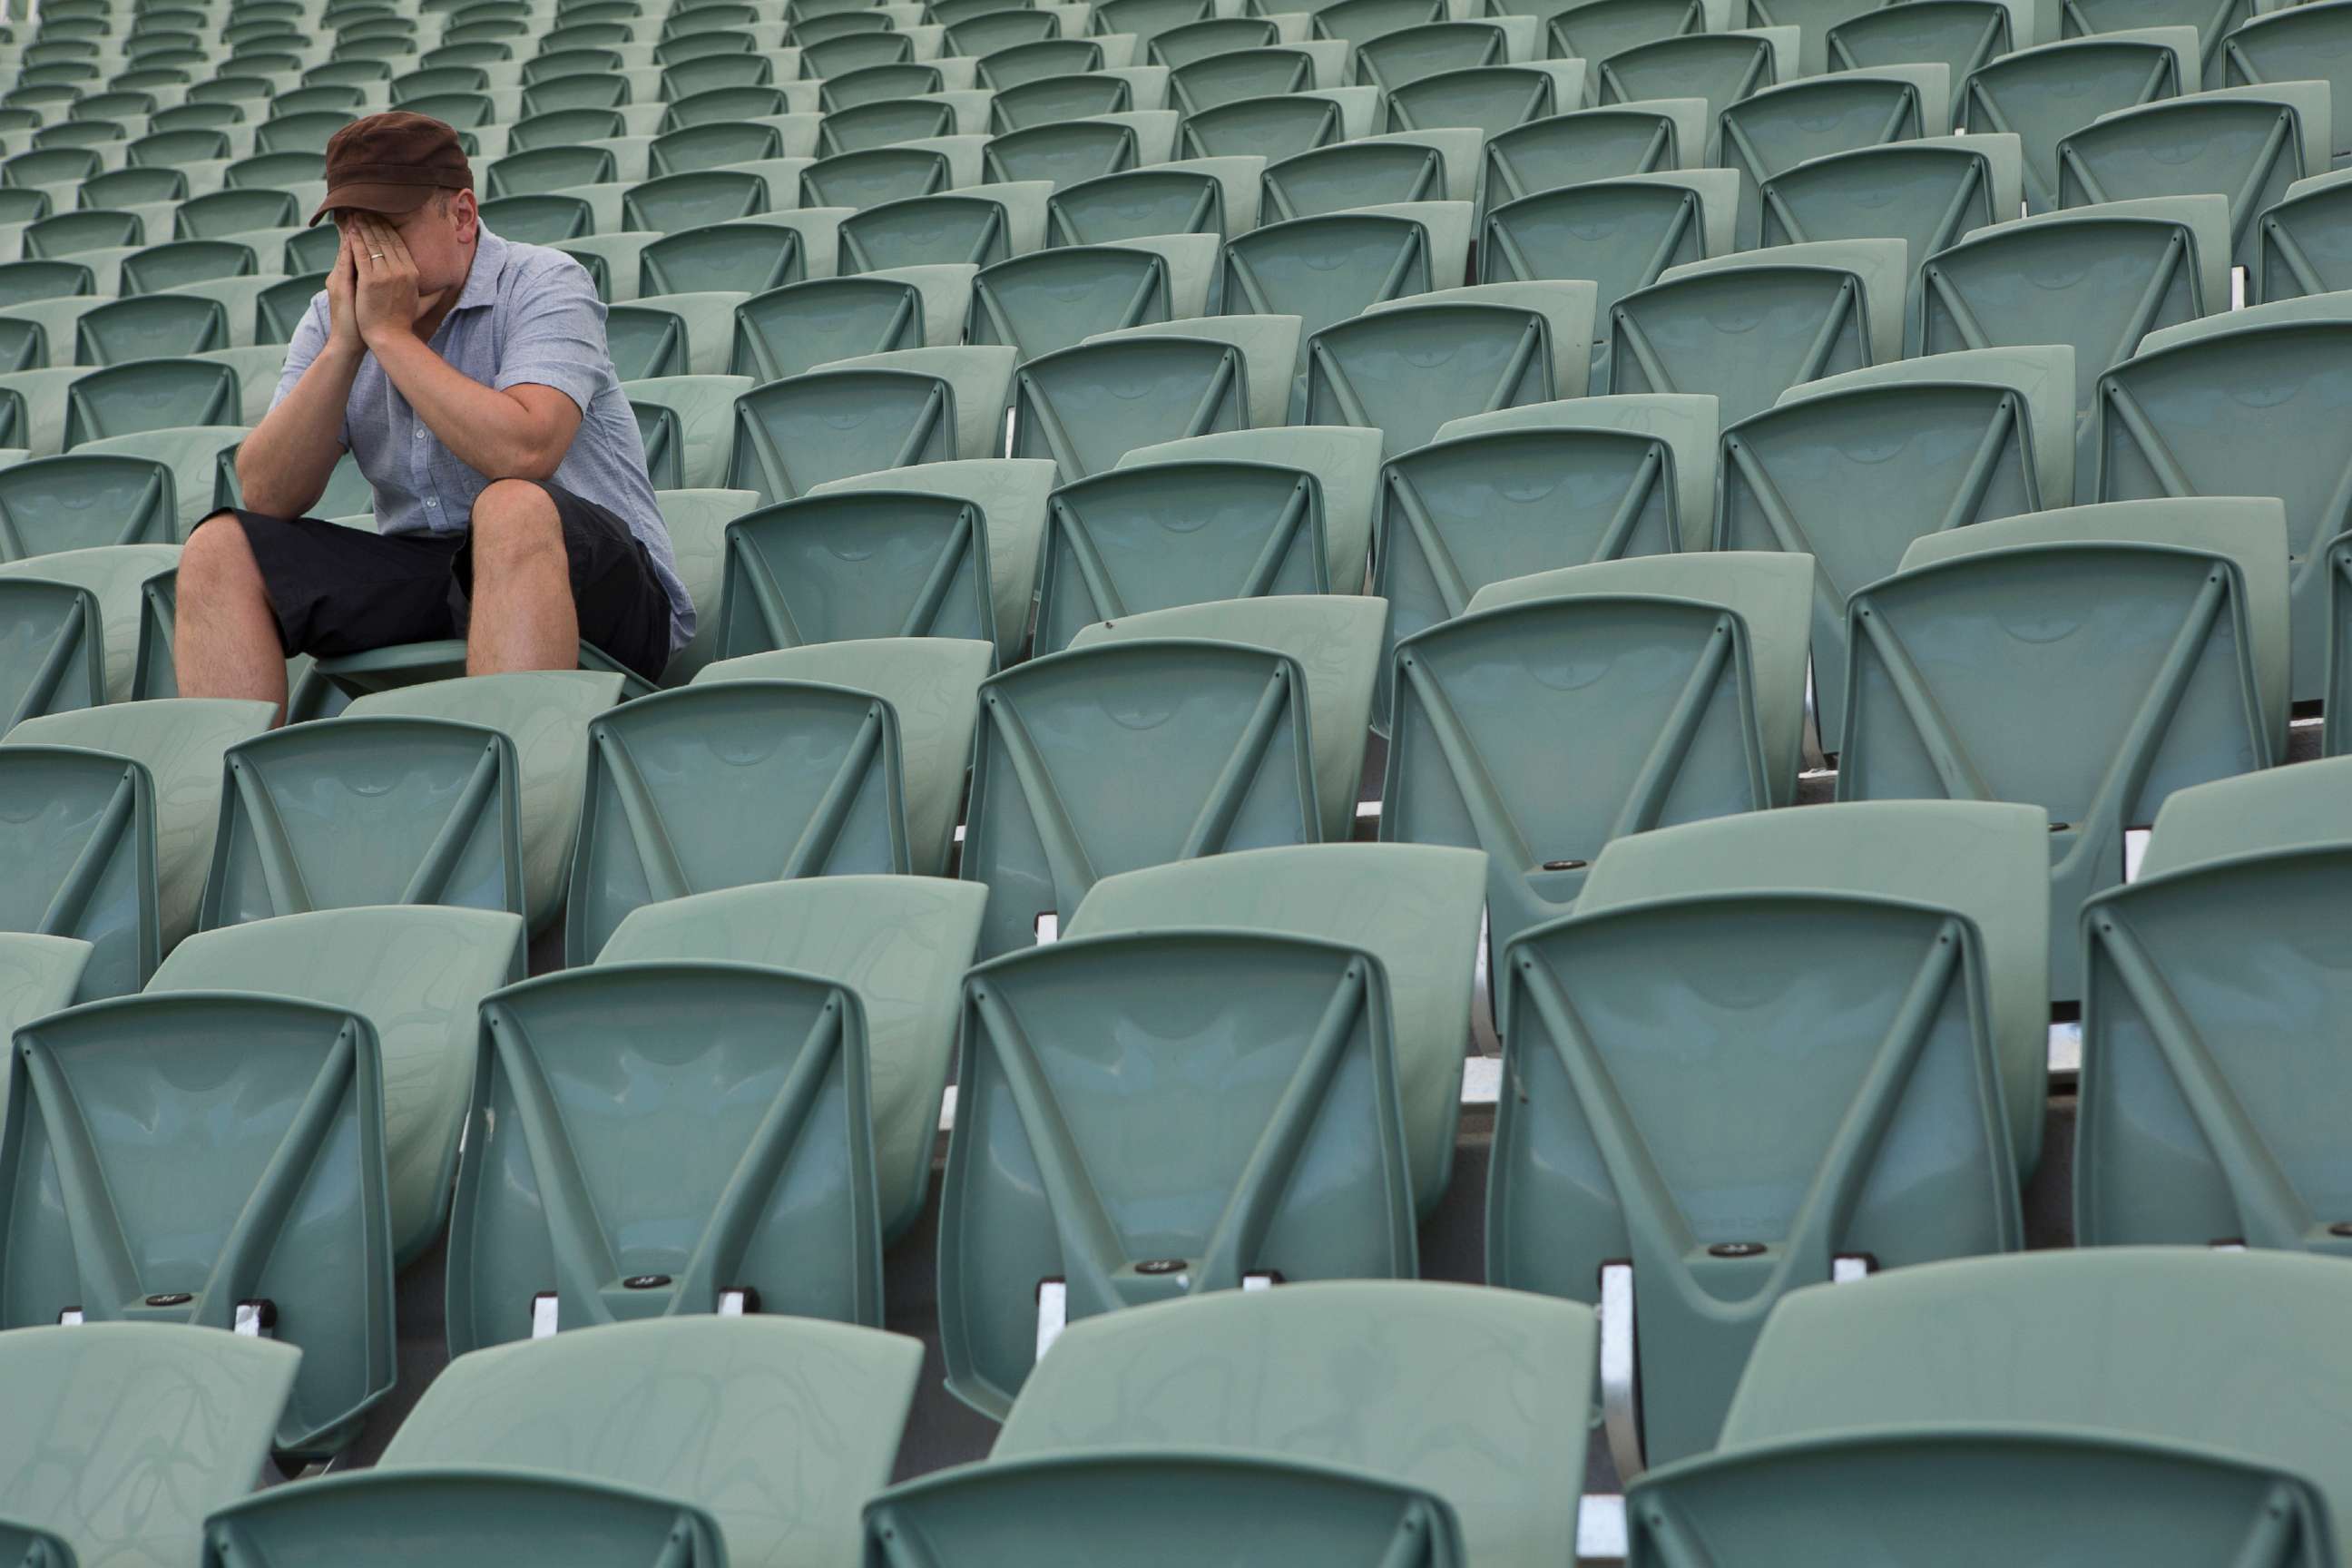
309, 112, 475, 226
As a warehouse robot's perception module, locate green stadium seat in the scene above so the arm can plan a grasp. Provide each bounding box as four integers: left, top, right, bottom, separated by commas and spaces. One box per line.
83, 165, 191, 211
1010, 315, 1298, 476
2223, 0, 2352, 166
801, 137, 988, 212
803, 27, 920, 78
952, 6, 1064, 56
2257, 165, 2352, 301
976, 1281, 1596, 1568
716, 485, 1014, 652
1956, 27, 2200, 211
836, 180, 1057, 270
564, 638, 991, 960
2057, 83, 2329, 271
0, 260, 96, 313
989, 66, 1142, 132
1825, 0, 2034, 83
1493, 799, 2047, 1469
477, 191, 596, 244
1610, 239, 1908, 426
1150, 13, 1298, 69
1257, 127, 1480, 224
0, 1327, 297, 1568
819, 93, 968, 153
24, 208, 144, 260
118, 237, 258, 295
1478, 99, 1708, 224
1352, 19, 1534, 97
1166, 42, 1328, 115
1386, 551, 1809, 948
0, 450, 174, 558
74, 290, 229, 360
1220, 201, 1475, 389
821, 61, 963, 111
1838, 497, 2292, 1001
204, 671, 625, 935
62, 355, 241, 448
1718, 64, 1953, 247
964, 594, 1383, 949
0, 540, 180, 714
967, 233, 1213, 358
730, 263, 968, 377
1046, 153, 1265, 244
0, 692, 275, 995
1370, 392, 1717, 725
728, 343, 1015, 502
486, 143, 620, 200
1717, 345, 2077, 742
204, 1318, 921, 1568
981, 36, 1140, 93
150, 906, 524, 1270
1179, 87, 1382, 165
1593, 28, 1798, 162
1033, 425, 1381, 652
983, 109, 1178, 191
1303, 280, 1596, 456
627, 372, 754, 490
1384, 61, 1589, 138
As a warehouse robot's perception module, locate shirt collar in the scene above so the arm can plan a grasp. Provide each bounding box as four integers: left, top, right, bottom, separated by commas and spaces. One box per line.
452, 225, 510, 312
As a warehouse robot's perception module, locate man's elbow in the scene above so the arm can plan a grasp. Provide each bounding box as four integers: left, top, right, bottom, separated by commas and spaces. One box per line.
494, 425, 573, 483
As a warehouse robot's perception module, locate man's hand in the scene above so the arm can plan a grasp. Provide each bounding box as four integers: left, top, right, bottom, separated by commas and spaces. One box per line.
325, 228, 362, 357
352, 213, 426, 347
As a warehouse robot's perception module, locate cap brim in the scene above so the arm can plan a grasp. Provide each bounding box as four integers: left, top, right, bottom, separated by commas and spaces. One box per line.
308, 183, 441, 226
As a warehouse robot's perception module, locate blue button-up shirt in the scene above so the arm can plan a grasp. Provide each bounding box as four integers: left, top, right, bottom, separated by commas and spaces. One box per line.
270, 224, 694, 654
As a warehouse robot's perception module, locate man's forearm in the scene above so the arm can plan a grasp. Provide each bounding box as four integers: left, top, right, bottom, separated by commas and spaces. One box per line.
237, 343, 361, 517
370, 331, 568, 481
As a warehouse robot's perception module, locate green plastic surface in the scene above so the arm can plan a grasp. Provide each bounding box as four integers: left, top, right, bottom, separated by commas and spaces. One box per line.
4, 697, 270, 996
1355, 21, 1523, 97
0, 452, 174, 558
992, 70, 1135, 133
77, 293, 231, 363
1386, 63, 1589, 139
2140, 750, 2352, 877
1009, 325, 1259, 477
2259, 166, 2352, 302
938, 928, 1416, 1416
1371, 394, 1719, 729
967, 235, 1215, 358
1627, 1426, 2333, 1568
1720, 65, 1952, 248
2225, 0, 2352, 162
1303, 282, 1597, 456
1496, 799, 2045, 1464
61, 356, 240, 449
1839, 497, 2290, 1001
1540, 0, 1719, 64
1594, 30, 1797, 162
625, 372, 756, 492
865, 1453, 1466, 1567
824, 97, 964, 155
0, 931, 86, 1135
150, 906, 527, 1270
1179, 89, 1361, 163
1478, 101, 1704, 221
802, 143, 970, 213
641, 222, 807, 298
1259, 128, 1480, 224
1759, 134, 2024, 327
728, 346, 1015, 503
2098, 294, 2352, 702
3, 1325, 297, 1568
203, 671, 623, 935
836, 181, 1055, 271
732, 273, 930, 380
1611, 239, 1907, 427
564, 638, 989, 959
1067, 842, 1484, 1217
1956, 27, 2200, 211
1047, 156, 1262, 245
995, 1281, 1597, 1568
1723, 1248, 2352, 1532
1716, 344, 2076, 743
1384, 553, 1810, 952
0, 993, 394, 1455
983, 113, 1170, 192
1825, 0, 2025, 83
1219, 203, 1471, 387
2059, 84, 2328, 274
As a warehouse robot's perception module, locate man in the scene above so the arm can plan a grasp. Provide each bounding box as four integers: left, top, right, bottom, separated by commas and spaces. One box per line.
177, 112, 691, 719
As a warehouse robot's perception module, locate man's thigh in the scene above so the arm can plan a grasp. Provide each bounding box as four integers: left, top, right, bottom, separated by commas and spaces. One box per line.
456, 481, 672, 682
197, 510, 464, 659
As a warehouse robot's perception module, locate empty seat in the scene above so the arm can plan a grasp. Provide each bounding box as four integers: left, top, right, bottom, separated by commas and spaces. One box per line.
1011, 315, 1296, 475
1609, 239, 1908, 426
1353, 20, 1532, 97
1493, 799, 2047, 1469
2257, 166, 2352, 301
1825, 0, 2035, 85
991, 67, 1151, 133
821, 93, 973, 154
1257, 127, 1480, 224
1593, 29, 1799, 162
965, 1281, 1597, 1568
836, 180, 1057, 271
628, 372, 754, 490
984, 111, 1179, 191
2224, 0, 2352, 166
0, 541, 180, 714
729, 344, 1015, 502
1717, 346, 2077, 743
203, 672, 625, 936
75, 291, 231, 362
599, 877, 988, 1244
800, 137, 988, 212
639, 211, 849, 297
1920, 196, 2230, 471
1180, 85, 1381, 163
1034, 426, 1382, 652
1385, 62, 1590, 140
0, 451, 176, 557
0, 1327, 298, 1568
1371, 394, 1720, 723
1479, 99, 1710, 220
1838, 498, 2292, 1000
1720, 1249, 2352, 1536
478, 192, 597, 245
2057, 83, 2330, 271
2095, 293, 2352, 700
0, 697, 273, 1000
150, 906, 525, 1270
2, 990, 394, 1455
1301, 280, 1597, 456
565, 639, 992, 960
1539, 0, 1727, 64
1047, 154, 1267, 244
63, 356, 242, 449
1479, 172, 1738, 377
1385, 553, 1810, 949
609, 291, 740, 378
1718, 65, 1953, 248
968, 234, 1216, 358
203, 1318, 923, 1568
1220, 201, 1474, 386
731, 264, 973, 380
1956, 27, 2201, 211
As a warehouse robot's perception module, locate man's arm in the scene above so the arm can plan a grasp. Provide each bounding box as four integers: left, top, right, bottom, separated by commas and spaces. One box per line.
354, 212, 583, 481
236, 227, 361, 517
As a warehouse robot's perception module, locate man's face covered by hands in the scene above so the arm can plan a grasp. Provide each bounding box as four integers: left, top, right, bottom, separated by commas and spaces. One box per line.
337, 189, 479, 313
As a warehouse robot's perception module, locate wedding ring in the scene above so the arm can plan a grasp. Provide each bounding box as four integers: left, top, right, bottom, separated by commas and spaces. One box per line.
368, 250, 385, 259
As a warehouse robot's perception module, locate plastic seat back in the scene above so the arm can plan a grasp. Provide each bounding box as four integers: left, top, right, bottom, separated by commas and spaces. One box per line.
1838, 498, 2290, 1000
2258, 167, 2352, 303
731, 272, 941, 381
1179, 89, 1365, 163
1353, 21, 1519, 97
2057, 85, 2328, 272
1480, 102, 1707, 220
1385, 553, 1809, 948
718, 490, 1002, 653
801, 145, 965, 212
1494, 800, 2044, 1465
0, 575, 104, 729
627, 373, 754, 490
2225, 0, 2352, 164
0, 993, 394, 1455
995, 1281, 1597, 1568
984, 115, 1165, 191
1220, 203, 1472, 382
76, 294, 231, 364
623, 171, 769, 235
2098, 296, 2352, 701
3, 1326, 297, 1568
1610, 240, 1906, 426
1048, 156, 1263, 244
1957, 28, 2200, 211
1536, 0, 1713, 63
1386, 63, 1590, 139
938, 927, 1417, 1416
566, 640, 990, 958
1010, 328, 1258, 477
1826, 0, 2026, 83
640, 220, 811, 297
728, 346, 1014, 502
202, 672, 624, 935
991, 69, 1136, 132
969, 236, 1212, 358
822, 96, 963, 155
1259, 130, 1477, 225
64, 357, 240, 448
980, 37, 1114, 91
204, 1473, 727, 1568
1717, 346, 2076, 741
1593, 30, 1796, 162
1720, 65, 1953, 242
0, 454, 175, 557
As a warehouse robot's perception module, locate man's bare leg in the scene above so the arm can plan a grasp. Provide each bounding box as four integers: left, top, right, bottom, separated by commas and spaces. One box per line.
177, 514, 289, 721
465, 478, 576, 675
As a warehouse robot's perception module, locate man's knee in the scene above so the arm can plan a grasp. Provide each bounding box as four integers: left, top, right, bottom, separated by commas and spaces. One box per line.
470, 479, 564, 573
180, 511, 266, 598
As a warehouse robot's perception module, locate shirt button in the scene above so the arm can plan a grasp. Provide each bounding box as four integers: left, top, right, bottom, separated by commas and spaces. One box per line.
426, 497, 439, 507
414, 429, 425, 440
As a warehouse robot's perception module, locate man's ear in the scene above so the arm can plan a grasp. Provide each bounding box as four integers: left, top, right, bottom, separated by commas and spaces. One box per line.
452, 189, 480, 244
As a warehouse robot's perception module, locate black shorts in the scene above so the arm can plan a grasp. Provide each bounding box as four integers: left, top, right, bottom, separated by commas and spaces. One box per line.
201, 479, 673, 682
